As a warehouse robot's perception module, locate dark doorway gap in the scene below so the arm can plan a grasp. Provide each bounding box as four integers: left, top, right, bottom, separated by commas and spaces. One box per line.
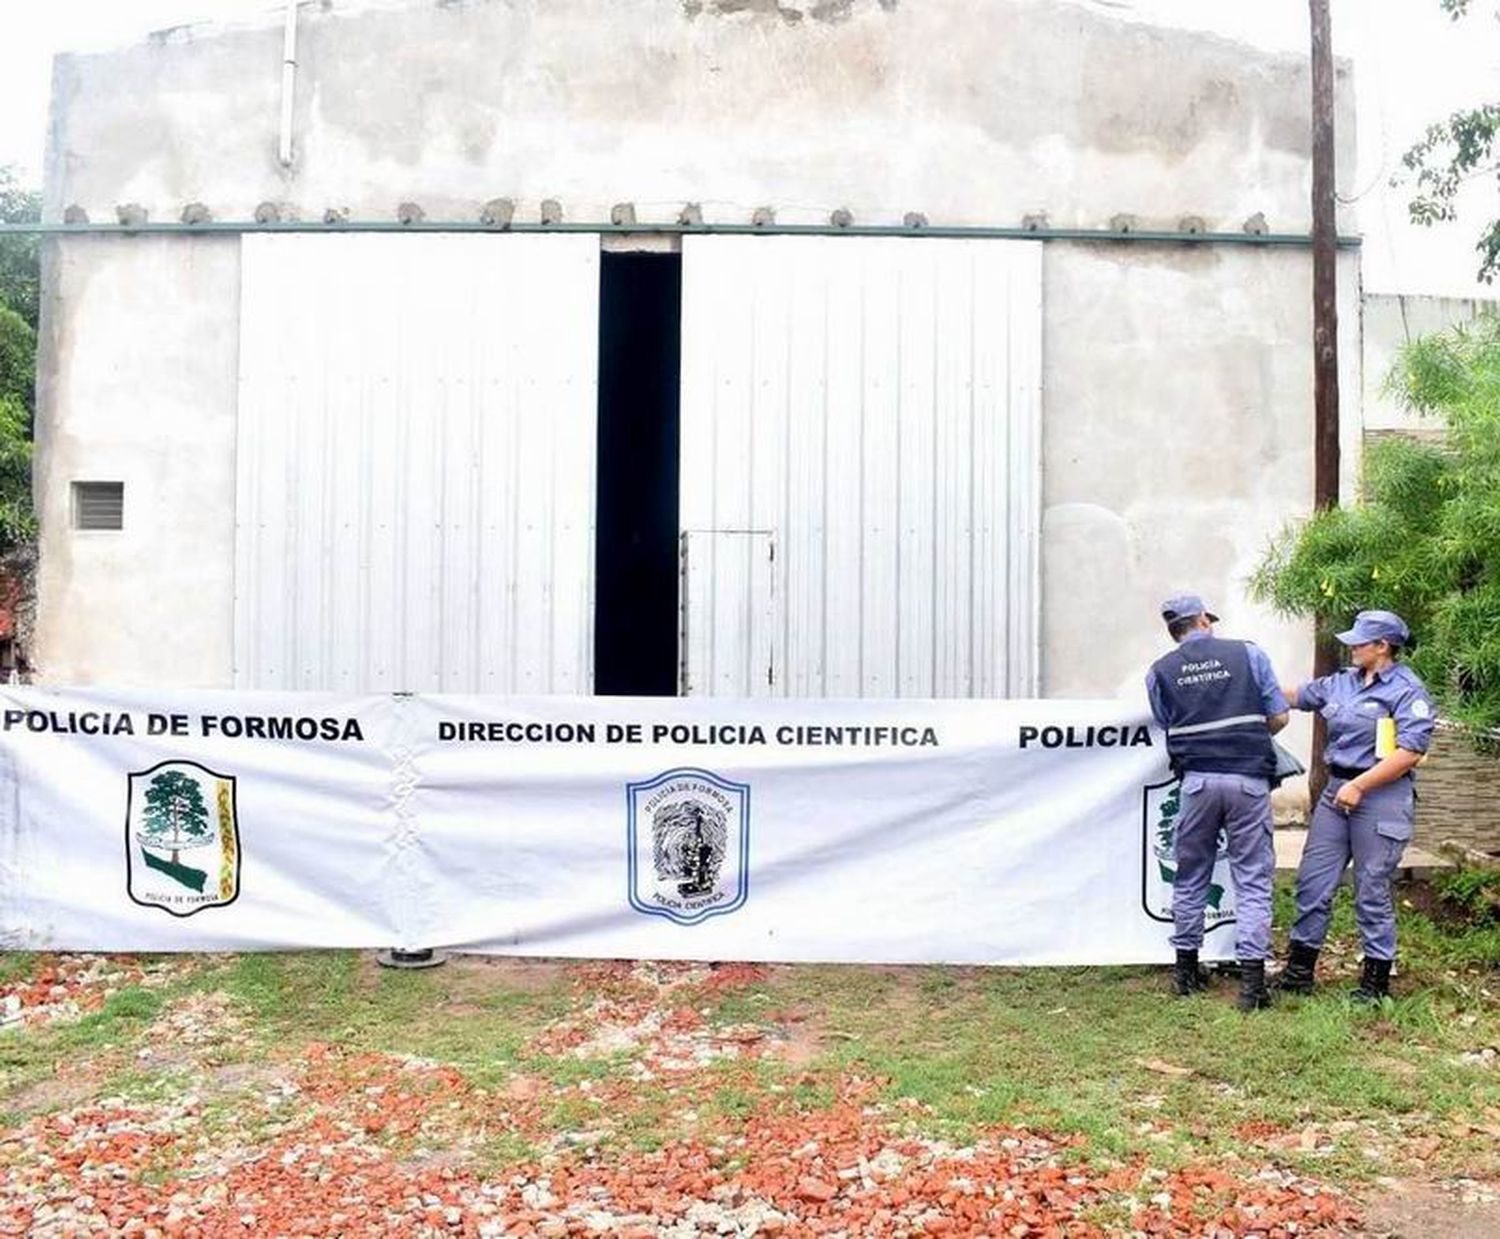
593, 251, 683, 696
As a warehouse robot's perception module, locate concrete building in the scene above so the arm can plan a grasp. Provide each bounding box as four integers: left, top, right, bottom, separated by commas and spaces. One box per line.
34, 0, 1364, 737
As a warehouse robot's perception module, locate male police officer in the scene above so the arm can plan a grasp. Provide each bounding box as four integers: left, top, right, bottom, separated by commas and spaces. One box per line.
1146, 595, 1290, 1011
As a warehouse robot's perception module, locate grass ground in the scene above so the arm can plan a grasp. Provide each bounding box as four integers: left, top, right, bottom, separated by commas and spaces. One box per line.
1, 879, 1497, 1237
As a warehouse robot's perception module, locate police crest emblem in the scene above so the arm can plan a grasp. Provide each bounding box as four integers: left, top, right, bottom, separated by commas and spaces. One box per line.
125, 760, 241, 917
1141, 776, 1236, 932
627, 768, 750, 925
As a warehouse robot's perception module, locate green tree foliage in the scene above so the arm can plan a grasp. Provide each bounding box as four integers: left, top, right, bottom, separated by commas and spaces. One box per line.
1251, 314, 1500, 731
0, 305, 35, 552
1395, 2, 1500, 283
0, 167, 39, 555
0, 394, 34, 550
141, 770, 212, 864
0, 305, 35, 417
0, 165, 40, 330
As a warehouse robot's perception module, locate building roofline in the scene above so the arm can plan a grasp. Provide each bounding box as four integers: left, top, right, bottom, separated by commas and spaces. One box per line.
0, 219, 1362, 247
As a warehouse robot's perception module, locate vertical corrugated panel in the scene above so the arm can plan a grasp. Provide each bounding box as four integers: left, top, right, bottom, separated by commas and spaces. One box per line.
679, 236, 1041, 698
235, 234, 599, 693
680, 530, 775, 696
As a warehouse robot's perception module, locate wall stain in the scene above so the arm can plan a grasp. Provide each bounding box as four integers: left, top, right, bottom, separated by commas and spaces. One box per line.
683, 0, 894, 22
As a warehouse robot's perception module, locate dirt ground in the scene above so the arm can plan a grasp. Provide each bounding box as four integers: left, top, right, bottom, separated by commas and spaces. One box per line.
1363, 1180, 1500, 1238
1, 942, 1497, 1237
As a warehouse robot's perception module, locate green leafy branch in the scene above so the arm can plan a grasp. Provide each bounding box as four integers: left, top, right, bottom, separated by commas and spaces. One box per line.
1250, 314, 1500, 733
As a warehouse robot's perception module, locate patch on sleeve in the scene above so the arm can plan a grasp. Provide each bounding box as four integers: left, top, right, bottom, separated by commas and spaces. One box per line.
1409, 698, 1431, 719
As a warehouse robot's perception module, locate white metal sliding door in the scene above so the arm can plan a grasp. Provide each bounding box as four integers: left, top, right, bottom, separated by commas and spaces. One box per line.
678, 235, 1042, 698
235, 234, 599, 692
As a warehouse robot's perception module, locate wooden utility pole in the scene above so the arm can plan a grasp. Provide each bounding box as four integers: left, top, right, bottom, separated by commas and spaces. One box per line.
1309, 0, 1339, 802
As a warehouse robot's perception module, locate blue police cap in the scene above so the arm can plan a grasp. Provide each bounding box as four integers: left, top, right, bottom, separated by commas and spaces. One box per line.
1335, 609, 1411, 647
1160, 593, 1220, 624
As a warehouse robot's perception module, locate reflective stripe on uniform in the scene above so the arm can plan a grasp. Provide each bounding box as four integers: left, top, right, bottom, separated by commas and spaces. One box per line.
1166, 713, 1266, 737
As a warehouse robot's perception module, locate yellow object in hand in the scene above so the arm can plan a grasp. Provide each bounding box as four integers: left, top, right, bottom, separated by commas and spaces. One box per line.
1375, 716, 1397, 760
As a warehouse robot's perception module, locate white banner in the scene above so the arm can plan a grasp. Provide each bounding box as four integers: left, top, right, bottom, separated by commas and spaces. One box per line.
0, 688, 1242, 963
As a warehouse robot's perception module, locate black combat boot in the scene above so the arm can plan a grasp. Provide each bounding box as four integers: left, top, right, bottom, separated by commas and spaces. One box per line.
1351, 957, 1393, 1003
1271, 940, 1320, 995
1172, 949, 1209, 997
1236, 960, 1272, 1011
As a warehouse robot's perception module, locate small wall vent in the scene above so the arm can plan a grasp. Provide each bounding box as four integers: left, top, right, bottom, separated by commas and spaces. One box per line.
72, 481, 124, 531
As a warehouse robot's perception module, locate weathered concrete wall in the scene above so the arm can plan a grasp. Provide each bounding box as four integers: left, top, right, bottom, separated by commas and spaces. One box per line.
33, 237, 240, 686
1044, 244, 1362, 696
45, 0, 1354, 233
1042, 243, 1362, 799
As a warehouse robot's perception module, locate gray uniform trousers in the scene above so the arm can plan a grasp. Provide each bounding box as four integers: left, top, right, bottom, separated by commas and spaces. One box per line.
1293, 775, 1413, 961
1171, 771, 1276, 961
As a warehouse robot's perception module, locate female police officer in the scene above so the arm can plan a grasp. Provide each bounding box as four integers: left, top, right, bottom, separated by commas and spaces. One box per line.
1276, 610, 1436, 1001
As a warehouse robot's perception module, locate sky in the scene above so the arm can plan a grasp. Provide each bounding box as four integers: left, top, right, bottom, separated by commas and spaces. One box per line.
1, 0, 1496, 298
